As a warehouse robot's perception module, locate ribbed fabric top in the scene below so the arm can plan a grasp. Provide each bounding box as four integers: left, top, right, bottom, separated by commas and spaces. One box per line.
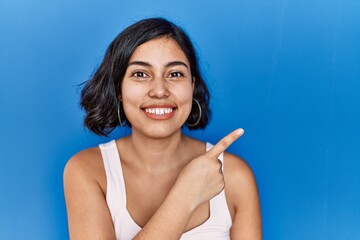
99, 140, 232, 240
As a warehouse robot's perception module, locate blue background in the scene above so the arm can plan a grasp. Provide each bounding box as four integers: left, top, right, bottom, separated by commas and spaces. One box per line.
1, 0, 359, 239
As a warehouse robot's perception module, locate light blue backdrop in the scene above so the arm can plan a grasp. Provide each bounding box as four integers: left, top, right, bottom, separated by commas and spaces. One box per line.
1, 0, 359, 239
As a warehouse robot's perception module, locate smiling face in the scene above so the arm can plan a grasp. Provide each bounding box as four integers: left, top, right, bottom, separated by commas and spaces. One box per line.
121, 37, 194, 138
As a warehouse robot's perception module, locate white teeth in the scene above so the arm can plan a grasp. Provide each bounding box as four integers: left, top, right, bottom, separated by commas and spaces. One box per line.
145, 108, 173, 115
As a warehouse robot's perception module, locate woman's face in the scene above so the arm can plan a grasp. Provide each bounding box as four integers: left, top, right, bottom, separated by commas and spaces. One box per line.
121, 37, 194, 138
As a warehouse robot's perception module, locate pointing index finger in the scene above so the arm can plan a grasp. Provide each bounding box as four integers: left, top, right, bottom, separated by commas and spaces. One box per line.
207, 128, 244, 158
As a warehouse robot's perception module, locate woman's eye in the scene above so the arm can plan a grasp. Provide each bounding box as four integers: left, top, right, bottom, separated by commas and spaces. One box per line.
132, 71, 148, 78
168, 72, 184, 78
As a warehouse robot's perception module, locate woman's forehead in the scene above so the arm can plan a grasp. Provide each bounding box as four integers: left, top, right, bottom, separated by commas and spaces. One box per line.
129, 37, 190, 66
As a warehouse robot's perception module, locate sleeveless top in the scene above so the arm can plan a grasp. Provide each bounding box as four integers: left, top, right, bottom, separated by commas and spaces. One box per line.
99, 140, 232, 240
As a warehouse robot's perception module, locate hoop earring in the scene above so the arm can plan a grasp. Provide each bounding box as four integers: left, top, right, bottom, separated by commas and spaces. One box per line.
117, 102, 124, 128
186, 98, 202, 127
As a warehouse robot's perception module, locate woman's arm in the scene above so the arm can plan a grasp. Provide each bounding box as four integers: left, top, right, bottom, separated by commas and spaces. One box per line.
63, 150, 116, 240
225, 153, 262, 239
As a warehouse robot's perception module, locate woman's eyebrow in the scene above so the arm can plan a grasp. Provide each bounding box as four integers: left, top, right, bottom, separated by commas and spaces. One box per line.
128, 61, 151, 67
165, 61, 189, 69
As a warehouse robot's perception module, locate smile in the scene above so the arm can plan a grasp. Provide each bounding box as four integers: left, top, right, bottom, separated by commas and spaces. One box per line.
142, 105, 176, 120
144, 108, 173, 115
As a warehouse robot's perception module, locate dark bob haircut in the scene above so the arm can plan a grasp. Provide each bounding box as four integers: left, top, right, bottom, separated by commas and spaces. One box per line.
80, 18, 211, 136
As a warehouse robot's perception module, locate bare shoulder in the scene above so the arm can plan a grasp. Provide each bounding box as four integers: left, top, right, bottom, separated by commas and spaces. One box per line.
223, 152, 262, 238
223, 152, 259, 215
223, 152, 257, 187
63, 146, 106, 194
64, 147, 102, 175
63, 146, 115, 239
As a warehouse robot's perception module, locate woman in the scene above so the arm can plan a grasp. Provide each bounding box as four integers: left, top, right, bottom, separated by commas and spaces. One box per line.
64, 18, 261, 239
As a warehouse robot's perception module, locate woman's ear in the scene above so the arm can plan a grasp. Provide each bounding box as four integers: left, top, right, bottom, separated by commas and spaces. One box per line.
192, 77, 195, 90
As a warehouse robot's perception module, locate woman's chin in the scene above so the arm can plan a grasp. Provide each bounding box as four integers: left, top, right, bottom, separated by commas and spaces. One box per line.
132, 123, 183, 140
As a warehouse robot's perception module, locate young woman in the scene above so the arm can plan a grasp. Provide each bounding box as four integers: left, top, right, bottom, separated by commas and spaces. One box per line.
64, 18, 261, 240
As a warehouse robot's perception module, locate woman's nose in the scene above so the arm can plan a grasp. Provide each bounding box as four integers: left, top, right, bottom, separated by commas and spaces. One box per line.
148, 77, 170, 98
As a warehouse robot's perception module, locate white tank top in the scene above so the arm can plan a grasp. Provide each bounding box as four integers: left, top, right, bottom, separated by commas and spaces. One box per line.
99, 140, 232, 240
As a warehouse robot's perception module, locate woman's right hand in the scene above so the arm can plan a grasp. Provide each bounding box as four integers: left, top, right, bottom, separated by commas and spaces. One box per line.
173, 128, 245, 210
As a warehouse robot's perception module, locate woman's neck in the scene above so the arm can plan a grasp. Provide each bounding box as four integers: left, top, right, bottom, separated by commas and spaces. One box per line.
125, 129, 189, 172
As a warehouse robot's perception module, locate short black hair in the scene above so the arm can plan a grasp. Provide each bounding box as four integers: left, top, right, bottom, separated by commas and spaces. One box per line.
80, 17, 211, 136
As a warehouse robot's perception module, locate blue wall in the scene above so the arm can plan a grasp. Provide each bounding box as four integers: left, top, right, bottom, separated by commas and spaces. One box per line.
1, 0, 359, 239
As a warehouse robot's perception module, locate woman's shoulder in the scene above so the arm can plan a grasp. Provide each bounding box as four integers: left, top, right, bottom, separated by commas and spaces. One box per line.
223, 152, 255, 181
223, 152, 259, 215
223, 152, 258, 193
63, 145, 106, 192
65, 146, 103, 173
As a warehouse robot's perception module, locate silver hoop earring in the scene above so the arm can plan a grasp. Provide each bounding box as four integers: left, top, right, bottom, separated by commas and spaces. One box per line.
186, 98, 202, 127
117, 102, 124, 128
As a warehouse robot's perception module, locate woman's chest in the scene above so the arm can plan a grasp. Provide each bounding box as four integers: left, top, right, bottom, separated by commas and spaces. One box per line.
122, 167, 210, 231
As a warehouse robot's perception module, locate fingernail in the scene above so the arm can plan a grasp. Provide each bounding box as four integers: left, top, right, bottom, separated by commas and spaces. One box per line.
236, 128, 244, 135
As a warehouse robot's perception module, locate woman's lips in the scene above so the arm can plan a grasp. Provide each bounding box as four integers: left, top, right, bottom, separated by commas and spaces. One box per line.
141, 105, 176, 120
